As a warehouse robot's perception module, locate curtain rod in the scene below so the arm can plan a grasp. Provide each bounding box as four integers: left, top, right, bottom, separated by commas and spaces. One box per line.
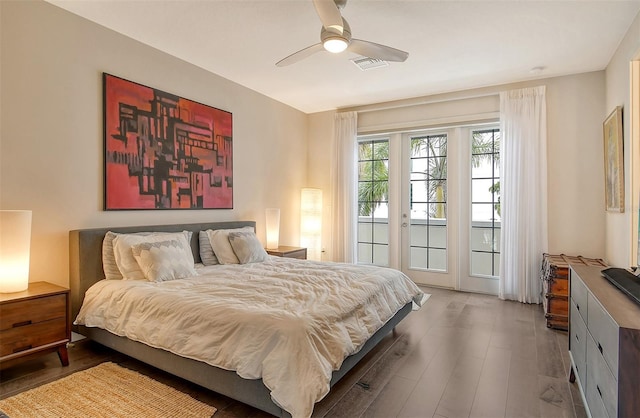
339, 90, 500, 114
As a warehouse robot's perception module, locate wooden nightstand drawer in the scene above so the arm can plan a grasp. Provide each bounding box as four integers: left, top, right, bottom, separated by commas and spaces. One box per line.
0, 282, 70, 367
0, 294, 67, 331
0, 317, 68, 357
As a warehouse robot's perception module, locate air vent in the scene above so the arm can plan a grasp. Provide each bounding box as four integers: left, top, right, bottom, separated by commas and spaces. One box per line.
350, 56, 389, 71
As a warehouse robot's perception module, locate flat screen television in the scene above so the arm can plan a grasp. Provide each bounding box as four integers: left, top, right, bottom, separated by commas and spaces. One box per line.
602, 266, 640, 306
600, 221, 640, 306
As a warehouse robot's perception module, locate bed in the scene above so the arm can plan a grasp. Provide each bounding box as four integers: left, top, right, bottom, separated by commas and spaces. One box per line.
69, 221, 425, 418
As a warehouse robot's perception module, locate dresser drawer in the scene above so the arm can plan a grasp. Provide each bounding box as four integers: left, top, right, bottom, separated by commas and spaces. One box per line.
585, 379, 610, 418
586, 333, 618, 418
0, 317, 68, 357
587, 292, 619, 379
0, 294, 67, 331
570, 271, 588, 323
570, 300, 587, 385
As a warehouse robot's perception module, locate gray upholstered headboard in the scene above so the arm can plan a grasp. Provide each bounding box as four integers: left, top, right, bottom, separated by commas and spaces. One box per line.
69, 221, 256, 325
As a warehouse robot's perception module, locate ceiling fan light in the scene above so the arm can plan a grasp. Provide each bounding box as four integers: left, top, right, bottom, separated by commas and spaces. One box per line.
323, 38, 348, 53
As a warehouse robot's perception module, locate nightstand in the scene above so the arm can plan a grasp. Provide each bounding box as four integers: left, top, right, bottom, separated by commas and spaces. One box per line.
266, 246, 307, 260
0, 281, 71, 368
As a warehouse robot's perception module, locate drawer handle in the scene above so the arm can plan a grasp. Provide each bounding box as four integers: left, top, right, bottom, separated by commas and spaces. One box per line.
575, 333, 579, 341
598, 342, 603, 354
13, 344, 32, 353
597, 385, 602, 398
576, 304, 580, 311
12, 320, 32, 328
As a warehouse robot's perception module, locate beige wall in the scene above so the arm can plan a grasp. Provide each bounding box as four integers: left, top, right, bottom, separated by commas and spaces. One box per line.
0, 1, 308, 288
309, 71, 607, 263
605, 11, 640, 268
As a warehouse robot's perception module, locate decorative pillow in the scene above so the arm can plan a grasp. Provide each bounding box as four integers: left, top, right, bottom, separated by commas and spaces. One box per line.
103, 231, 124, 280
206, 227, 253, 265
112, 231, 193, 280
103, 231, 154, 280
132, 239, 197, 282
199, 231, 218, 266
228, 231, 268, 264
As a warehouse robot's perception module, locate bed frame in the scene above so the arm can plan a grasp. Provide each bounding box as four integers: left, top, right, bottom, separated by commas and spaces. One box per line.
69, 221, 412, 418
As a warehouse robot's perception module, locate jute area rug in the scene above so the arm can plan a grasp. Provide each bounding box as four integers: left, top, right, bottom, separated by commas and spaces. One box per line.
0, 362, 216, 418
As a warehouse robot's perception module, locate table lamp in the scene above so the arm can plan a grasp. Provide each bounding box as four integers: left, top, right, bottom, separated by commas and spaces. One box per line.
0, 210, 32, 293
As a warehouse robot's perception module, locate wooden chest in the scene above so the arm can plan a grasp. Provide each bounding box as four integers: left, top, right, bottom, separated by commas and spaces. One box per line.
540, 253, 607, 330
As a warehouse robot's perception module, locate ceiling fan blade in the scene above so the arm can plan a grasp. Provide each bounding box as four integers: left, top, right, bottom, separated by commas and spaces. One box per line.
313, 0, 343, 33
276, 43, 324, 67
348, 39, 409, 62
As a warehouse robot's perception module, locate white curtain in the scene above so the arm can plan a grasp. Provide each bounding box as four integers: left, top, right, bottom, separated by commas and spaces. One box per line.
331, 111, 358, 263
499, 86, 548, 303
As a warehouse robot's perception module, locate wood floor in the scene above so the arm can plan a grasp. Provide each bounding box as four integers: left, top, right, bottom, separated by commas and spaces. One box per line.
0, 286, 585, 418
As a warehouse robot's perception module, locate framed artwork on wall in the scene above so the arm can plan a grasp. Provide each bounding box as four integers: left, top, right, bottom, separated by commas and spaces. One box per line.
103, 73, 233, 210
603, 106, 624, 213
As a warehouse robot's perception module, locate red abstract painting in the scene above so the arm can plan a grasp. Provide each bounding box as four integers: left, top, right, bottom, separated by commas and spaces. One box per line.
104, 73, 233, 210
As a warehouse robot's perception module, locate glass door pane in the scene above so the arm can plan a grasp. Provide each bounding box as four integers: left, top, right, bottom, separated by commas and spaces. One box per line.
408, 133, 448, 271
460, 126, 500, 294
470, 128, 501, 278
357, 138, 389, 266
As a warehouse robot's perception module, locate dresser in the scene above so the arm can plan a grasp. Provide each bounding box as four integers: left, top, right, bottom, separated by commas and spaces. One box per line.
0, 282, 71, 367
266, 246, 307, 259
569, 265, 640, 418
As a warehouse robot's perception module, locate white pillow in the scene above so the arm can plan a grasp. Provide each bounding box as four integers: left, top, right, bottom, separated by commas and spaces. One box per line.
206, 227, 253, 265
228, 231, 268, 264
132, 239, 197, 282
112, 231, 193, 280
103, 231, 154, 280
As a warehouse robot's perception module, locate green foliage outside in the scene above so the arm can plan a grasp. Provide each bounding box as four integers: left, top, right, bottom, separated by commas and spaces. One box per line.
358, 131, 500, 218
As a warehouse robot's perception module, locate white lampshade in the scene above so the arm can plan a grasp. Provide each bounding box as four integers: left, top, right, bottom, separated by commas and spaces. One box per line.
0, 210, 32, 293
300, 188, 322, 261
265, 208, 280, 250
323, 38, 348, 53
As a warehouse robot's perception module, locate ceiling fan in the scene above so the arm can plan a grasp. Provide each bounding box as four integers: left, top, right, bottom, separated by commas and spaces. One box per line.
276, 0, 409, 67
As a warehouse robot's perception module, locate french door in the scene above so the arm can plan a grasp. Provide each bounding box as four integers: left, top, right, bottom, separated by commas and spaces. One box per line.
357, 124, 501, 294
400, 130, 456, 288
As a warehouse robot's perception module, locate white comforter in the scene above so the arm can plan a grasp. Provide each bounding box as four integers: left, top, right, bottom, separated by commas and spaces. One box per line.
75, 257, 426, 418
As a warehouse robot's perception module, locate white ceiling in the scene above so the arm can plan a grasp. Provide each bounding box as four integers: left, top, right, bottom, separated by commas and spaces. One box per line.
46, 0, 640, 114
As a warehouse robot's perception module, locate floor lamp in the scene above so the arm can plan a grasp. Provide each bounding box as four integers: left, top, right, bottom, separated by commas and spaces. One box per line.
300, 188, 322, 261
